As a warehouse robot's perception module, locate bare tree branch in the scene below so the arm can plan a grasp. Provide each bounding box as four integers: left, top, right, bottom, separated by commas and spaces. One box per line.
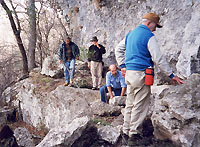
9, 0, 21, 32
1, 0, 29, 74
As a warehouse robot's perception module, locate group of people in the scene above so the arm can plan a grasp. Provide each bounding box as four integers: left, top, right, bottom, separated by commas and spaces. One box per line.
58, 35, 127, 103
58, 12, 184, 146
58, 36, 105, 88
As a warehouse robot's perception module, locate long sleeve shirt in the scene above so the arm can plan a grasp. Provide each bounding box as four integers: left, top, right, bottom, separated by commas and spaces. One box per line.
88, 44, 106, 62
115, 24, 174, 78
106, 71, 127, 88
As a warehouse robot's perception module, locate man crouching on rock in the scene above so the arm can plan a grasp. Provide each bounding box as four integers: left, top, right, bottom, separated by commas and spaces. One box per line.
58, 36, 80, 86
100, 64, 126, 103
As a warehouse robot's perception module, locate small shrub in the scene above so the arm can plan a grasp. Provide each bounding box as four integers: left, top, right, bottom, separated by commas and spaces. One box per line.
79, 47, 88, 61
93, 118, 111, 126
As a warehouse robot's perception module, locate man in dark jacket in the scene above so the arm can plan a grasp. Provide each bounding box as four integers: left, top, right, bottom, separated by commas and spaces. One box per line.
88, 36, 106, 90
58, 36, 80, 86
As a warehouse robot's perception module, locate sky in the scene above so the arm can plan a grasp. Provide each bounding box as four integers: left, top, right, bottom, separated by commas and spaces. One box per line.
0, 0, 43, 45
0, 9, 16, 44
0, 0, 25, 45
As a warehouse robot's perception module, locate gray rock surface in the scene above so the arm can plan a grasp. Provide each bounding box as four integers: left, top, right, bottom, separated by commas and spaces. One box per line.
13, 78, 100, 129
90, 101, 121, 116
109, 96, 126, 106
151, 74, 200, 147
1, 81, 23, 106
52, 0, 200, 78
14, 127, 35, 147
41, 55, 63, 78
98, 125, 120, 144
36, 116, 97, 147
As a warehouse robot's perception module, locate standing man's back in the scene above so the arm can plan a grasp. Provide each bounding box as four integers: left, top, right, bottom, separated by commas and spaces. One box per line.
115, 12, 184, 146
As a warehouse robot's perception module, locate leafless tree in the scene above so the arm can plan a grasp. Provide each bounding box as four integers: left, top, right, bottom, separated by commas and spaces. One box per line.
35, 0, 70, 67
27, 0, 37, 70
0, 0, 29, 74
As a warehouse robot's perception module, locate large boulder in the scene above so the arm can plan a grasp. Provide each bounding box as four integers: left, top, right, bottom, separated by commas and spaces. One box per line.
98, 125, 120, 144
14, 127, 35, 147
109, 96, 126, 106
13, 77, 100, 129
36, 116, 98, 147
151, 74, 200, 147
41, 55, 63, 78
90, 101, 121, 117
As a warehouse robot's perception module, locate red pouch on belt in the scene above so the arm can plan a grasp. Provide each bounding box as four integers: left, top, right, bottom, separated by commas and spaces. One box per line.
145, 67, 154, 86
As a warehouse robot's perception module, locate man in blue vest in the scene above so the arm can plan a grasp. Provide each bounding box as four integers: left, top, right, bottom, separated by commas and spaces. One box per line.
115, 13, 184, 146
58, 36, 80, 86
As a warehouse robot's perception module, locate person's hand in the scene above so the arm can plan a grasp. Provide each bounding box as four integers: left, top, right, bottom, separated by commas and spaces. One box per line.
59, 60, 63, 64
76, 56, 79, 60
110, 94, 114, 99
96, 44, 100, 48
171, 76, 184, 85
121, 67, 126, 78
94, 42, 100, 48
88, 62, 91, 69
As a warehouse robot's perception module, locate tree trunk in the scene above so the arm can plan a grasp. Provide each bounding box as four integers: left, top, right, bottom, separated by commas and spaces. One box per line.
1, 0, 29, 74
27, 0, 37, 70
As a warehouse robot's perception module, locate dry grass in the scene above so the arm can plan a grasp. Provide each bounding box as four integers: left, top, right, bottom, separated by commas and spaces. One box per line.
30, 72, 64, 93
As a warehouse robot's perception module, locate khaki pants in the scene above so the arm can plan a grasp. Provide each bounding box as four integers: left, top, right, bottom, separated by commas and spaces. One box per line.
123, 70, 151, 136
90, 61, 102, 88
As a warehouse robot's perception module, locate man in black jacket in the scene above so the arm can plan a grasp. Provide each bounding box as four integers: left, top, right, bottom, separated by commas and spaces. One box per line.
88, 36, 106, 90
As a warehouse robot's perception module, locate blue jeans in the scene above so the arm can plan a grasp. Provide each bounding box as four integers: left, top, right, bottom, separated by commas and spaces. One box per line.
100, 85, 122, 103
63, 59, 75, 83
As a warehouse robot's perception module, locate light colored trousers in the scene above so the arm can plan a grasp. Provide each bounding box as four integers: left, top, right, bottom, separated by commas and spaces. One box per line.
123, 70, 151, 137
90, 61, 102, 88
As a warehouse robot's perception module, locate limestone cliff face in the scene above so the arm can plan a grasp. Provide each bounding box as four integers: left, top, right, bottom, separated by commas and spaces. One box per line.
52, 0, 200, 77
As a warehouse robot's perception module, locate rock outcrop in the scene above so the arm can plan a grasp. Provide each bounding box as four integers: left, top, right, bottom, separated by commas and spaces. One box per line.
52, 0, 200, 78
14, 127, 35, 147
36, 116, 97, 147
13, 77, 100, 129
2, 57, 200, 146
98, 125, 120, 145
151, 74, 200, 147
90, 101, 121, 117
109, 96, 126, 106
41, 55, 63, 78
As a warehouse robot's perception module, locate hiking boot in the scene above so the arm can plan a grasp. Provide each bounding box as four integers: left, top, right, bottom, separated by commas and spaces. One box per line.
128, 134, 151, 146
127, 133, 142, 146
92, 87, 96, 90
120, 130, 129, 145
64, 82, 69, 86
70, 79, 73, 84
